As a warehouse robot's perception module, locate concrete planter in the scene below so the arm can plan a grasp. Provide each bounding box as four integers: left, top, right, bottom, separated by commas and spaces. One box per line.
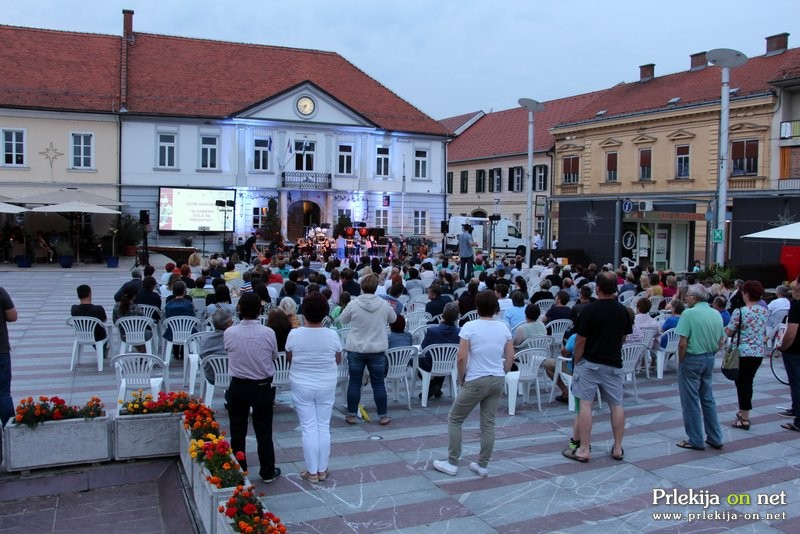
113, 412, 183, 460
3, 417, 111, 472
191, 464, 247, 534
215, 509, 236, 533
179, 426, 194, 480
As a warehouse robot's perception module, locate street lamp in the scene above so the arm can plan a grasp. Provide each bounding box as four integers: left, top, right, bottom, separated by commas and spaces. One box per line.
519, 98, 544, 266
707, 48, 747, 267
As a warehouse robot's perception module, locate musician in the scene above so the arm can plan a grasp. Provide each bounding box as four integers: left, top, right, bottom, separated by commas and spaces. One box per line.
366, 235, 377, 257
398, 235, 407, 258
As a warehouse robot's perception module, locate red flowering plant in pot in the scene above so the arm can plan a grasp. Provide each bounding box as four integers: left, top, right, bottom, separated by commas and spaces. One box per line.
119, 389, 197, 415
183, 401, 221, 439
13, 396, 104, 428
219, 485, 287, 534
190, 434, 246, 488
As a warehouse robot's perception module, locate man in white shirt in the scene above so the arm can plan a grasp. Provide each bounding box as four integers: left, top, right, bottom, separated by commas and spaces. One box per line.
769, 285, 791, 314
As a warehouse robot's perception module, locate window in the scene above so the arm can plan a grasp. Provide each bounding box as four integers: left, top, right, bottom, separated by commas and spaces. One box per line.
676, 145, 690, 178
512, 213, 521, 230
200, 135, 218, 169
732, 139, 758, 175
337, 208, 352, 222
253, 137, 270, 171
446, 172, 453, 194
252, 206, 268, 229
535, 216, 545, 236
489, 168, 502, 192
459, 171, 468, 193
475, 169, 486, 193
157, 133, 176, 168
562, 156, 579, 184
294, 140, 315, 171
639, 148, 652, 180
535, 165, 548, 191
338, 144, 353, 174
606, 152, 618, 182
414, 149, 428, 179
376, 146, 390, 176
3, 129, 24, 166
375, 209, 389, 229
413, 210, 427, 235
71, 133, 93, 169
509, 167, 523, 192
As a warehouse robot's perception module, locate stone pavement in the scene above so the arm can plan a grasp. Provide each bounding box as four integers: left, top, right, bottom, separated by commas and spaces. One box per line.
1, 263, 799, 533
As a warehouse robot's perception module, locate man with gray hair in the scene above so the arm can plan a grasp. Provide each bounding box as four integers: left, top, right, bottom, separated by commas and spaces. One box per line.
768, 285, 791, 321
113, 268, 144, 302
675, 284, 726, 451
419, 302, 461, 399
199, 307, 234, 386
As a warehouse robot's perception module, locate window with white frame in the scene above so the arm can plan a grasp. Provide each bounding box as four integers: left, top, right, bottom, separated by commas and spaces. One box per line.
200, 135, 218, 169
512, 213, 521, 230
413, 210, 427, 235
510, 167, 523, 192
676, 145, 690, 178
253, 137, 270, 171
489, 168, 502, 192
157, 132, 176, 168
338, 144, 353, 174
252, 206, 268, 229
3, 129, 25, 166
460, 171, 468, 193
562, 156, 579, 184
376, 146, 390, 176
606, 152, 618, 182
535, 165, 548, 191
535, 216, 545, 236
414, 149, 428, 179
446, 172, 453, 194
639, 148, 652, 180
71, 133, 93, 169
375, 209, 389, 229
337, 208, 352, 222
294, 140, 315, 171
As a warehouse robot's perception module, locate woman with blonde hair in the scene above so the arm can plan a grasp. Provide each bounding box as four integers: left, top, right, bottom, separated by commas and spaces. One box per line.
279, 296, 300, 328
188, 252, 203, 275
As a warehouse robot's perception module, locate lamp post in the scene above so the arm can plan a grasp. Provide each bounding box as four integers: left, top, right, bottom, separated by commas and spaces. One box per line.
518, 98, 544, 266
707, 48, 747, 267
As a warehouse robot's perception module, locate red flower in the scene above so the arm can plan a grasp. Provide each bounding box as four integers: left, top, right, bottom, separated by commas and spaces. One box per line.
52, 409, 63, 420
226, 507, 237, 518
235, 451, 245, 461
242, 503, 258, 515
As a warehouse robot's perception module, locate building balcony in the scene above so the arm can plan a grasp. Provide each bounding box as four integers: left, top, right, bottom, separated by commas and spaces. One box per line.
728, 175, 766, 191
555, 182, 583, 195
281, 171, 332, 190
778, 178, 800, 190
780, 120, 800, 139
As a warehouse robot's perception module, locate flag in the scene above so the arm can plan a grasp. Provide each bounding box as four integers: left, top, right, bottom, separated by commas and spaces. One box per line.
266, 135, 273, 152
281, 139, 293, 168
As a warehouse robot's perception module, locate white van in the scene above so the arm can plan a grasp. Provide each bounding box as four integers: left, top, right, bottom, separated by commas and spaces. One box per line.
444, 216, 527, 257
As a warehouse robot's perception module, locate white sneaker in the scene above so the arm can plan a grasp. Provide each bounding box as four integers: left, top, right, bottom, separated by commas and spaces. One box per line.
433, 459, 457, 476
469, 462, 488, 477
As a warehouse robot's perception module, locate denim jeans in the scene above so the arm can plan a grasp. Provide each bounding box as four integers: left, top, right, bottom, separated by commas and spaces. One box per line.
782, 351, 800, 427
677, 352, 722, 447
0, 352, 13, 427
446, 375, 505, 468
347, 351, 388, 418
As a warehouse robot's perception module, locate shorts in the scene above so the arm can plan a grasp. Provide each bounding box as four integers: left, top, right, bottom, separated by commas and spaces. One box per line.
571, 359, 624, 406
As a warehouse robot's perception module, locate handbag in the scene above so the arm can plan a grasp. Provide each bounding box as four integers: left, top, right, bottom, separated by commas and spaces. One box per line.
721, 309, 742, 381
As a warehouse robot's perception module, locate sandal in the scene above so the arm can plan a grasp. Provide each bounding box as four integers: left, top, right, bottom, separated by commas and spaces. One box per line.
300, 470, 319, 484
317, 470, 329, 482
732, 415, 750, 431
379, 416, 391, 426
345, 415, 358, 425
555, 394, 569, 404
611, 447, 624, 461
676, 440, 704, 451
781, 422, 800, 432
561, 447, 589, 463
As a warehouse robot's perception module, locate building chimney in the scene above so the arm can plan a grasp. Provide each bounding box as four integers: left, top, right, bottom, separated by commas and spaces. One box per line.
123, 9, 134, 40
765, 32, 789, 56
639, 63, 655, 82
690, 52, 707, 71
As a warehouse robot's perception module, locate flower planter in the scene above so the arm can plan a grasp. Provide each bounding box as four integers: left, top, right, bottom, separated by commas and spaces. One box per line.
58, 255, 74, 268
121, 245, 138, 257
179, 426, 195, 480
113, 412, 183, 460
3, 416, 111, 471
215, 510, 236, 533
192, 464, 248, 534
15, 256, 31, 268
106, 256, 119, 268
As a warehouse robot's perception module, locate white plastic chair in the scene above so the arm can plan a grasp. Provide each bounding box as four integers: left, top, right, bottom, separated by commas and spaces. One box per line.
66, 316, 108, 372
138, 304, 163, 351
406, 287, 424, 299
454, 287, 468, 298
336, 325, 351, 346
272, 351, 291, 395
417, 343, 459, 407
505, 348, 548, 414
184, 331, 216, 394
460, 310, 479, 324
655, 329, 680, 379
518, 335, 553, 351
621, 343, 647, 401
385, 346, 418, 410
410, 324, 432, 346
405, 311, 433, 332
535, 299, 555, 316
402, 301, 427, 314
198, 353, 231, 407
110, 353, 165, 405
336, 352, 349, 406
561, 362, 603, 413
114, 316, 157, 355
547, 318, 573, 353
617, 290, 635, 303
162, 315, 201, 368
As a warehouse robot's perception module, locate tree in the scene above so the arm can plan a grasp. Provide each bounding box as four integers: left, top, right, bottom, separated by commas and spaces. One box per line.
260, 196, 282, 243
332, 212, 352, 239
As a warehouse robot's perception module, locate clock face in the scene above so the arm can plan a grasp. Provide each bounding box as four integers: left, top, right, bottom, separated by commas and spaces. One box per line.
296, 96, 315, 116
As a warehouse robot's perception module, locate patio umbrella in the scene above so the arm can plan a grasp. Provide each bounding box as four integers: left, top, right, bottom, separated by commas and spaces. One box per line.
31, 202, 121, 262
0, 202, 29, 214
11, 190, 123, 206
741, 222, 800, 241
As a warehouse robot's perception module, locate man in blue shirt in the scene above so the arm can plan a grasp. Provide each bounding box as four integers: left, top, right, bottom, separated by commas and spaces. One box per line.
164, 281, 196, 359
458, 224, 476, 282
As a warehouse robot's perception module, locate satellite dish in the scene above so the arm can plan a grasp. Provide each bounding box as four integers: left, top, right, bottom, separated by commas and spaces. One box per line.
518, 98, 544, 112
706, 48, 747, 68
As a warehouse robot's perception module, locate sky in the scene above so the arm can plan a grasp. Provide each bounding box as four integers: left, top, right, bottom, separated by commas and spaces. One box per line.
3, 0, 798, 119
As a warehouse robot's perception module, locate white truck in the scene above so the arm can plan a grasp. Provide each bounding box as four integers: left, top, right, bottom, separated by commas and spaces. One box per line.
444, 216, 527, 257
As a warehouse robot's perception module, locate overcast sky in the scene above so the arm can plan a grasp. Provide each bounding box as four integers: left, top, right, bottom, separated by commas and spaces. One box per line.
4, 0, 797, 119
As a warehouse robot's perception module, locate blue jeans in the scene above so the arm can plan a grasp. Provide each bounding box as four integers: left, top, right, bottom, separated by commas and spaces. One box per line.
0, 352, 13, 427
347, 351, 388, 418
677, 352, 722, 447
459, 256, 474, 282
782, 352, 800, 427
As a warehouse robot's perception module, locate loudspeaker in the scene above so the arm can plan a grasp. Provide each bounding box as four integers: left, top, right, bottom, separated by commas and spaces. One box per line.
440, 221, 448, 233
139, 209, 150, 225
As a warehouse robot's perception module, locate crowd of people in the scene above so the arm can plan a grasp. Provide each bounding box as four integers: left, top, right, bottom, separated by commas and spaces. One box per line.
2, 237, 799, 481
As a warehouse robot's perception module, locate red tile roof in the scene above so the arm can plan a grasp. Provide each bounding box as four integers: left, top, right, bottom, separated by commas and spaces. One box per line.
438, 111, 482, 135
555, 48, 800, 127
446, 90, 608, 163
0, 25, 448, 137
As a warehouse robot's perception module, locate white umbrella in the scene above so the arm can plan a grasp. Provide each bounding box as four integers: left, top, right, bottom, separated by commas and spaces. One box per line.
0, 201, 29, 214
11, 190, 123, 206
31, 202, 121, 263
741, 222, 800, 241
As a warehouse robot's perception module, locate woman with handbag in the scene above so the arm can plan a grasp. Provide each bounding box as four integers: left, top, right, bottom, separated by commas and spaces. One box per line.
724, 280, 769, 430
